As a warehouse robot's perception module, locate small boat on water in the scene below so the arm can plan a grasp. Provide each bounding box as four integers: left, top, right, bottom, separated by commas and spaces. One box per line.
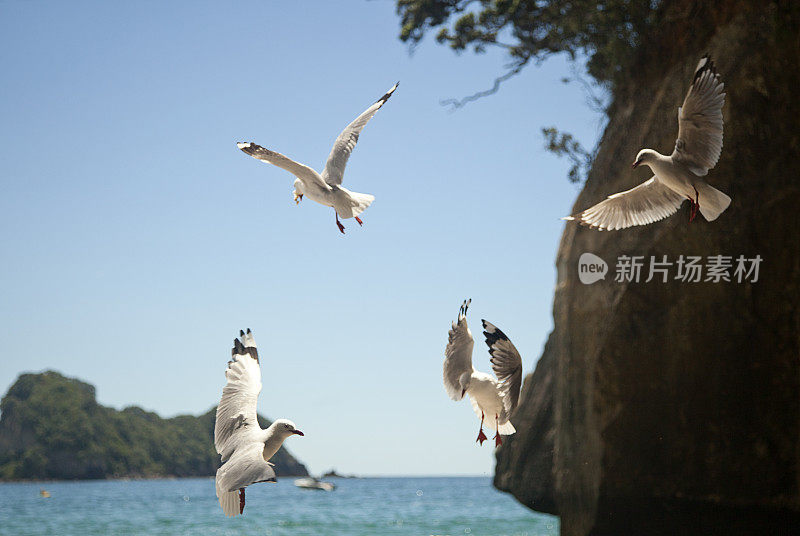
293, 477, 336, 491
39, 489, 51, 498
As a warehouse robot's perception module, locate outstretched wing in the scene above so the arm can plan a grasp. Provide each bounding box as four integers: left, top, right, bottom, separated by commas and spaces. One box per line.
482, 320, 523, 416
563, 177, 687, 231
237, 142, 330, 191
215, 329, 262, 460
671, 56, 726, 176
321, 82, 398, 186
443, 299, 474, 401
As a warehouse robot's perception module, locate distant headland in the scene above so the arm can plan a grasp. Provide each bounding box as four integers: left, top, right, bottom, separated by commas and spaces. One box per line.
0, 371, 308, 480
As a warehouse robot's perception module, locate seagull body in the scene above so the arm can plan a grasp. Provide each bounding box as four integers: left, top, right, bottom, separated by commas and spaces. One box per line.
565, 56, 730, 230
214, 329, 304, 517
237, 82, 398, 234
443, 300, 523, 447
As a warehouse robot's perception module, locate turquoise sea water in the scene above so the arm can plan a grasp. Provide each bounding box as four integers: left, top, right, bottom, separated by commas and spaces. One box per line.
0, 477, 557, 536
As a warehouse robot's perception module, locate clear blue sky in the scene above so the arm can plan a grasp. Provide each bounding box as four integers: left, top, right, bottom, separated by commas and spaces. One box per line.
0, 1, 602, 476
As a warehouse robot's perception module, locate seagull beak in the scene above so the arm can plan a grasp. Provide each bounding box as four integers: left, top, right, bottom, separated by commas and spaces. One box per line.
292, 430, 304, 436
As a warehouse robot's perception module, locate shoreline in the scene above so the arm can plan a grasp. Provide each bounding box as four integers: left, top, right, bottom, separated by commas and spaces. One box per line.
1, 474, 491, 484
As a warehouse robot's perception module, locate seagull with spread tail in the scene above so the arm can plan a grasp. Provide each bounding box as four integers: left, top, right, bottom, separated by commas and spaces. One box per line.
564, 56, 730, 230
214, 329, 304, 517
443, 300, 523, 447
237, 82, 398, 234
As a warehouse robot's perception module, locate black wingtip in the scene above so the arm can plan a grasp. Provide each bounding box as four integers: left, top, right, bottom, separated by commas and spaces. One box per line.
378, 82, 399, 104
693, 54, 717, 83
246, 328, 251, 334
232, 338, 245, 357
240, 329, 245, 336
483, 321, 509, 344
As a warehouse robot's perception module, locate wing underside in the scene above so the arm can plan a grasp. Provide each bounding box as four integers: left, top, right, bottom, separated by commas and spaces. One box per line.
565, 177, 687, 231
443, 299, 474, 401
215, 329, 262, 460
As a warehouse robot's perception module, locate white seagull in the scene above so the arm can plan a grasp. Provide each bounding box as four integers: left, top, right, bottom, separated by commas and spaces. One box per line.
564, 56, 730, 230
443, 300, 523, 447
214, 329, 304, 517
237, 82, 398, 234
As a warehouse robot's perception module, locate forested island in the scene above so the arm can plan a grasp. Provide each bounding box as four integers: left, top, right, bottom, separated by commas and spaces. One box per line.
0, 371, 308, 480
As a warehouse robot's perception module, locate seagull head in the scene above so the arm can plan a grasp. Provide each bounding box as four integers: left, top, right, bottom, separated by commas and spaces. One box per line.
632, 149, 656, 169
273, 418, 304, 438
292, 179, 304, 205
458, 371, 472, 399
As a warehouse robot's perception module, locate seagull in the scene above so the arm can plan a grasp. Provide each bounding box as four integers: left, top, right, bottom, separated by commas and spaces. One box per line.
237, 82, 398, 234
214, 329, 304, 517
564, 56, 730, 230
443, 300, 523, 447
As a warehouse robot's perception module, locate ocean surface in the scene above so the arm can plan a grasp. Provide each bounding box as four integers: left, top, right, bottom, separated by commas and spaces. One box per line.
0, 477, 558, 536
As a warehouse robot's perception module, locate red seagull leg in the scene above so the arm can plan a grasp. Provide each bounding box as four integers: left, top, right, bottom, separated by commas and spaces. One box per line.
476, 411, 488, 445
688, 186, 700, 223
494, 414, 503, 447
355, 216, 363, 226
335, 213, 345, 234
238, 488, 245, 514
687, 196, 697, 223
694, 186, 700, 221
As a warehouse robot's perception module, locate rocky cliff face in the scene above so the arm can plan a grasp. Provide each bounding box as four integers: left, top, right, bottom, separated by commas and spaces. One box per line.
495, 2, 800, 534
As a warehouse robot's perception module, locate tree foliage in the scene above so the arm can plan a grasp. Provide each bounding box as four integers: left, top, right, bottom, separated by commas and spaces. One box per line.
541, 126, 595, 184
397, 0, 660, 88
0, 371, 308, 480
396, 0, 664, 182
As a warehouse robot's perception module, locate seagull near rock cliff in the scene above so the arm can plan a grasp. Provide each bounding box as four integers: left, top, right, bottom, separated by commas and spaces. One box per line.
564, 56, 730, 230
214, 329, 304, 517
443, 300, 523, 447
237, 82, 398, 234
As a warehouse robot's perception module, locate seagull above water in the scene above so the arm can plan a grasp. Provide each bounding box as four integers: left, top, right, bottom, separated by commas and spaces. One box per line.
564, 56, 730, 230
237, 82, 398, 234
443, 300, 523, 447
214, 329, 304, 517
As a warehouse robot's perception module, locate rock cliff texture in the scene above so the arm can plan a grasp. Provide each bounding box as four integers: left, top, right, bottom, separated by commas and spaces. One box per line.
494, 1, 800, 534
0, 371, 309, 480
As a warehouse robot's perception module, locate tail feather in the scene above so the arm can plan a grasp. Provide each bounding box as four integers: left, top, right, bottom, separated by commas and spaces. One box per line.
216, 479, 241, 517
497, 420, 516, 435
349, 191, 374, 218
696, 182, 731, 221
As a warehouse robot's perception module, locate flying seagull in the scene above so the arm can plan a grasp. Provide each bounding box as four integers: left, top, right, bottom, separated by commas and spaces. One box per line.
237, 82, 398, 234
214, 329, 304, 517
564, 56, 730, 230
443, 300, 523, 447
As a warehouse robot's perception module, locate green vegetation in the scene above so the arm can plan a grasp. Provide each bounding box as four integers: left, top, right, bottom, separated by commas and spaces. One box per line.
0, 371, 307, 480
397, 0, 660, 93
394, 0, 677, 181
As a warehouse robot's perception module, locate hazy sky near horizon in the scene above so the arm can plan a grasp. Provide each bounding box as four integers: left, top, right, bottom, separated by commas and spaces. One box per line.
1, 1, 603, 476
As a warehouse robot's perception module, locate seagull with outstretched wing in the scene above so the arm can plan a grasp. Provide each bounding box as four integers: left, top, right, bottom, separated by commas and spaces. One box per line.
214, 329, 304, 517
444, 300, 523, 447
564, 56, 730, 230
237, 82, 398, 234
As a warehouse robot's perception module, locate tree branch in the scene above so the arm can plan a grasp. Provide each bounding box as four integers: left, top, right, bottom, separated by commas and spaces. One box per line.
440, 59, 529, 109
